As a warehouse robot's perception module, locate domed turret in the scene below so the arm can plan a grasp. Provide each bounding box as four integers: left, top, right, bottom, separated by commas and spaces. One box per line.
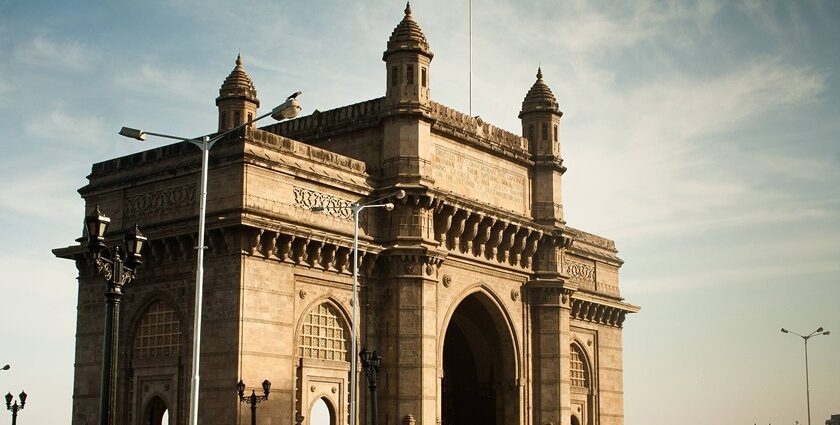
216, 54, 260, 131
520, 67, 565, 227
384, 2, 433, 60
519, 68, 563, 157
520, 68, 561, 116
383, 2, 433, 108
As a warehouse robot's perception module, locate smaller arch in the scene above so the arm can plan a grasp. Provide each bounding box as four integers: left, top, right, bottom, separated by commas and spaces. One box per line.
569, 342, 591, 389
143, 395, 169, 425
133, 300, 182, 360
309, 396, 336, 425
295, 297, 352, 363
571, 415, 581, 425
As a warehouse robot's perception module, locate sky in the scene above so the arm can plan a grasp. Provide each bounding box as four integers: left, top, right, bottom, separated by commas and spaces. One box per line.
0, 0, 838, 424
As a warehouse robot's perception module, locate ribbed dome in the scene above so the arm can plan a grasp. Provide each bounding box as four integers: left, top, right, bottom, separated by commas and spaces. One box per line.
216, 54, 259, 106
520, 68, 560, 115
384, 2, 433, 58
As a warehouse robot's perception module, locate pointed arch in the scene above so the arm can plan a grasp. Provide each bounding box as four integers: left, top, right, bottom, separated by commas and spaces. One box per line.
570, 341, 592, 390
295, 297, 352, 362
438, 283, 521, 374
439, 283, 522, 424
133, 298, 183, 360
143, 394, 170, 425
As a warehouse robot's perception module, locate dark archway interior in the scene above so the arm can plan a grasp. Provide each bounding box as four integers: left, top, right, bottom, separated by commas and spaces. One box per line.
145, 396, 168, 425
442, 294, 510, 425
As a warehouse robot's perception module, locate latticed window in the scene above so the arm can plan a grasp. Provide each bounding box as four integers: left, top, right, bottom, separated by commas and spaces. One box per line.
299, 303, 348, 361
134, 302, 181, 359
570, 344, 589, 388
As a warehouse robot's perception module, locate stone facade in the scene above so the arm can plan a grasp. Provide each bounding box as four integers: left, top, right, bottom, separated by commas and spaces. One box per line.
54, 4, 638, 425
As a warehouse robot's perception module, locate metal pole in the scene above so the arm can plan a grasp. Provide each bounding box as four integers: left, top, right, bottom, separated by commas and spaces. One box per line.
250, 393, 257, 425
350, 205, 360, 425
804, 338, 811, 425
370, 377, 378, 425
11, 405, 17, 425
188, 136, 212, 425
100, 275, 121, 425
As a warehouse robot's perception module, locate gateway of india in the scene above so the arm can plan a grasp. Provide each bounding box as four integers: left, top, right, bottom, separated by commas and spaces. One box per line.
55, 4, 638, 425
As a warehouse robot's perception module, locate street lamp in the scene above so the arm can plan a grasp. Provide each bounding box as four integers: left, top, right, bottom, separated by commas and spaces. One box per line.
781, 326, 830, 425
359, 348, 382, 425
120, 93, 301, 425
84, 206, 146, 425
5, 391, 27, 425
236, 379, 271, 425
310, 189, 405, 425
0, 365, 8, 371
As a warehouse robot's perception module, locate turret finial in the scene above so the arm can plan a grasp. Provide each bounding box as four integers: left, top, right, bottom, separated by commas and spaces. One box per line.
537, 67, 543, 80
236, 53, 243, 67
405, 1, 412, 16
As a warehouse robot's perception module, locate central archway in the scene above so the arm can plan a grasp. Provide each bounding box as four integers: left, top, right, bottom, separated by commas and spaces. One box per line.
441, 291, 519, 425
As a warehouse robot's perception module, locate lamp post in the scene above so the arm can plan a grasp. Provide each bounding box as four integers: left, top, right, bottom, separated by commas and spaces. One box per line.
120, 94, 301, 425
84, 206, 146, 425
0, 365, 8, 371
359, 348, 382, 425
236, 380, 271, 425
310, 189, 405, 425
5, 391, 27, 425
781, 326, 830, 425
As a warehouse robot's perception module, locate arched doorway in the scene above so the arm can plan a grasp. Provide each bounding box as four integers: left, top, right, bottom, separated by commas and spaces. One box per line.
310, 397, 335, 425
144, 396, 168, 425
441, 292, 518, 425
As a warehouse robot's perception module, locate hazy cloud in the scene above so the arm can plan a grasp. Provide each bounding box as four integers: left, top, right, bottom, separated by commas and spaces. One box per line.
23, 109, 108, 147
13, 35, 99, 72
115, 63, 215, 103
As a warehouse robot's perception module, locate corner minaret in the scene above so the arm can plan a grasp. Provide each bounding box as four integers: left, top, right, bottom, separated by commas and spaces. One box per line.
520, 68, 566, 226
216, 54, 260, 131
383, 2, 434, 109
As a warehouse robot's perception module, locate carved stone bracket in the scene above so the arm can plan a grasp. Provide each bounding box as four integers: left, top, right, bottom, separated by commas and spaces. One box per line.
433, 202, 549, 269
570, 298, 628, 328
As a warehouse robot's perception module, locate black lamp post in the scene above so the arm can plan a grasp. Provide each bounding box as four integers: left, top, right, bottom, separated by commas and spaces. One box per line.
84, 205, 146, 425
236, 379, 271, 425
359, 349, 382, 425
5, 391, 26, 425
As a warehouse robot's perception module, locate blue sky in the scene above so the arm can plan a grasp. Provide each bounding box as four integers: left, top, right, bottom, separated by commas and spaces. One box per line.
1, 1, 838, 424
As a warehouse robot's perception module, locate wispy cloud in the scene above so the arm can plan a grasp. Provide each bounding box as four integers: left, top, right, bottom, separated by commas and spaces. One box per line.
23, 109, 108, 147
563, 57, 829, 239
13, 35, 99, 72
114, 64, 215, 103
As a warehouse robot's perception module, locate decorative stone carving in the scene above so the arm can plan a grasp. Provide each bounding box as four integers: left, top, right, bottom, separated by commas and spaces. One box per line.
566, 260, 595, 281
294, 187, 353, 220
442, 274, 452, 287
511, 289, 519, 301
299, 289, 307, 299
125, 184, 196, 218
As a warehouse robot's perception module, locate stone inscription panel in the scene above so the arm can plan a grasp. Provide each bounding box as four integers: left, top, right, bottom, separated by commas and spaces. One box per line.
431, 142, 528, 214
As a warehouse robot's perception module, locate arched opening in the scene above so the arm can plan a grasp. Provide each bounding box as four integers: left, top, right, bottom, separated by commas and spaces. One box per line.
571, 415, 580, 425
441, 292, 518, 425
295, 301, 350, 425
570, 342, 594, 425
310, 397, 335, 425
144, 396, 168, 425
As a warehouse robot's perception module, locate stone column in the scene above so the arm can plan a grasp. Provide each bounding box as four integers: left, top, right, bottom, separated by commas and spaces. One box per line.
527, 283, 576, 425
382, 248, 442, 425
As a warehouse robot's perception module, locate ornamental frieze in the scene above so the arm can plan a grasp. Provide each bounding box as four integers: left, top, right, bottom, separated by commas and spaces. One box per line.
125, 184, 196, 218
293, 187, 354, 220
565, 260, 595, 282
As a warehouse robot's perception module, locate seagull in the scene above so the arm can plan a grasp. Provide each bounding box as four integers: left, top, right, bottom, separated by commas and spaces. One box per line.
287, 91, 302, 100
